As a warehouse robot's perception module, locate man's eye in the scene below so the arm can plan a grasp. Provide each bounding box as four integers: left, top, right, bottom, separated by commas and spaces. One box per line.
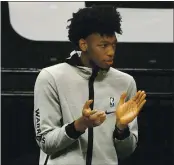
100, 44, 107, 48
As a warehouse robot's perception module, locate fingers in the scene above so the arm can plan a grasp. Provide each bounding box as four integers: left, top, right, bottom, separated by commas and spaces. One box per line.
135, 91, 145, 104
132, 90, 141, 102
119, 99, 146, 125
137, 100, 146, 113
83, 100, 93, 109
83, 109, 97, 117
99, 114, 106, 123
134, 90, 146, 112
118, 92, 127, 107
132, 90, 146, 105
92, 111, 106, 126
137, 93, 146, 108
82, 100, 94, 117
89, 111, 105, 121
90, 110, 97, 115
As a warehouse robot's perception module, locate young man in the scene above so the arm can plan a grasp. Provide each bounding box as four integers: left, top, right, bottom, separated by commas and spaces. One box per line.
34, 5, 146, 165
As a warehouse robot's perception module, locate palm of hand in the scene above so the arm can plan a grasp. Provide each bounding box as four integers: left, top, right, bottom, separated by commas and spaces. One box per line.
116, 91, 146, 125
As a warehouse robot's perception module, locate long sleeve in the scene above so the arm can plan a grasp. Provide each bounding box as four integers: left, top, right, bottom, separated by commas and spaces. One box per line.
33, 69, 78, 155
113, 77, 138, 159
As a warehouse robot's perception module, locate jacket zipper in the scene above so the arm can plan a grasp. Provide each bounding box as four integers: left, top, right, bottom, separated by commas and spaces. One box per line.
86, 69, 98, 165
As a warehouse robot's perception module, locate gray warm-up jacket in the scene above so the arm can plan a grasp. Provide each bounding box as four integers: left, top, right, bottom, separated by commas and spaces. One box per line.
34, 51, 138, 165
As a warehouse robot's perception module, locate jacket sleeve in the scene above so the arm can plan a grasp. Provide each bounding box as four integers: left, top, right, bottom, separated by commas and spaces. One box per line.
33, 69, 79, 155
113, 77, 138, 160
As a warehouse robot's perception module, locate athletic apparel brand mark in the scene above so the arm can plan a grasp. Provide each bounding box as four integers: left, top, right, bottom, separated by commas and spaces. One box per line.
110, 97, 115, 107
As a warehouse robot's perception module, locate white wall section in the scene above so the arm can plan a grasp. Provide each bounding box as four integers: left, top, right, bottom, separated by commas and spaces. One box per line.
9, 2, 173, 42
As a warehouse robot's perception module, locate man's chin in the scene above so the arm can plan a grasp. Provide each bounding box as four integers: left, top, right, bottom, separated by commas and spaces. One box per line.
99, 64, 111, 70
90, 60, 111, 70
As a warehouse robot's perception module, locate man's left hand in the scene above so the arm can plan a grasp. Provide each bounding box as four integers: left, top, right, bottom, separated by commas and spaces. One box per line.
115, 90, 146, 130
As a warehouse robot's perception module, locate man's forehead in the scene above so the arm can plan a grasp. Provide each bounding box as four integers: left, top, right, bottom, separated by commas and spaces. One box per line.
100, 35, 117, 43
94, 33, 117, 42
86, 33, 117, 43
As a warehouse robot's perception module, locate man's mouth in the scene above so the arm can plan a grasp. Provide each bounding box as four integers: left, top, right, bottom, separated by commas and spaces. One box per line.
105, 60, 113, 65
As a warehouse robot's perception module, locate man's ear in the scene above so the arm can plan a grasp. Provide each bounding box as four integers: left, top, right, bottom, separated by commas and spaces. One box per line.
79, 39, 88, 51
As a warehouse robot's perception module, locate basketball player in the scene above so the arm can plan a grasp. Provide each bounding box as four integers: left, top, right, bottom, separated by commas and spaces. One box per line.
34, 5, 146, 165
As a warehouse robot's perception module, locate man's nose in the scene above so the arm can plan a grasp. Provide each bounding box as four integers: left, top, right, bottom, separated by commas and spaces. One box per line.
107, 46, 115, 58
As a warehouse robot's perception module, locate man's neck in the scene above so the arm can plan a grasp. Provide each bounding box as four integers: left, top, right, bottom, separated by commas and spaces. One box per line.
79, 51, 109, 72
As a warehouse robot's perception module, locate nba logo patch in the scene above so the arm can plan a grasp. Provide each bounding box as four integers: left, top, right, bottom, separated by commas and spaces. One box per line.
110, 97, 115, 107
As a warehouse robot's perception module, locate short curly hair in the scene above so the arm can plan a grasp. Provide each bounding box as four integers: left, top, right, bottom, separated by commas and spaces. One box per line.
67, 5, 122, 49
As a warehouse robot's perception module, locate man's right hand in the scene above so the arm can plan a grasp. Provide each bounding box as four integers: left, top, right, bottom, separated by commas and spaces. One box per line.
74, 100, 106, 132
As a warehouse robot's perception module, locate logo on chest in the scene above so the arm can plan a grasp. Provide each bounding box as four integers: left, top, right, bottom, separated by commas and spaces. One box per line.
110, 97, 115, 107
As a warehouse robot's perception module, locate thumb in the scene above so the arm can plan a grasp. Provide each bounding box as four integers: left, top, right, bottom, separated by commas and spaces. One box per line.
83, 100, 93, 110
118, 92, 127, 107
83, 100, 93, 117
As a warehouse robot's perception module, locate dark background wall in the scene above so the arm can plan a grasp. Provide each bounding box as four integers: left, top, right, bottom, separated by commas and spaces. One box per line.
1, 1, 174, 165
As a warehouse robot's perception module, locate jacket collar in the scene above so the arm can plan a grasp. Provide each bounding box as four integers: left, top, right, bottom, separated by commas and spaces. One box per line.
65, 50, 109, 80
